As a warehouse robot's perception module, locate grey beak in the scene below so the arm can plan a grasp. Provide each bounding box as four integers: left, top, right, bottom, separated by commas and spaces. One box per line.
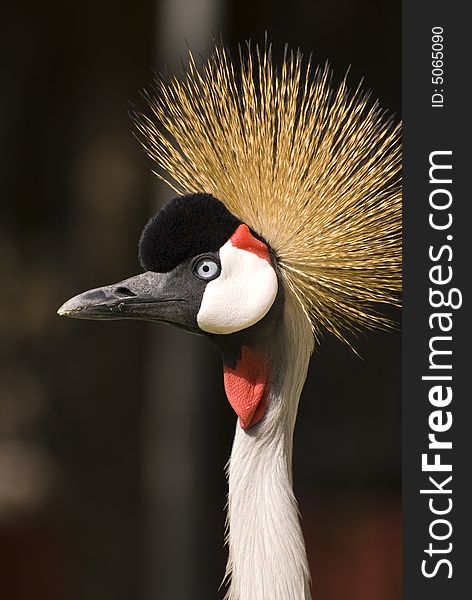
57, 271, 189, 325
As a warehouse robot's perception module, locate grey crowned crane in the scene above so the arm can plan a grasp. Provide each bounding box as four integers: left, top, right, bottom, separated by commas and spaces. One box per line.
58, 45, 401, 600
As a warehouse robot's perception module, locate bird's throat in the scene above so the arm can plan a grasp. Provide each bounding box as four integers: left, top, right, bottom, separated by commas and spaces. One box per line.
223, 345, 270, 429
223, 294, 314, 600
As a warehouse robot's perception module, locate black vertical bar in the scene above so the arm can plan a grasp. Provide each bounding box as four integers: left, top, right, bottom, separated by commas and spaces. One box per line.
403, 1, 470, 598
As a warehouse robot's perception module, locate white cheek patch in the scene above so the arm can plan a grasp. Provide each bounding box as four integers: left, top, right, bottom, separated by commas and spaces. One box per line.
197, 241, 278, 334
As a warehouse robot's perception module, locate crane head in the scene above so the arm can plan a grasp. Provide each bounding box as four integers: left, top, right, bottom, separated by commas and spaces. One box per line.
58, 43, 402, 430
58, 193, 281, 337
58, 193, 284, 429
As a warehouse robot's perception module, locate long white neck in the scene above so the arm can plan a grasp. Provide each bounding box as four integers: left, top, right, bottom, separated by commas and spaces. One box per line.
225, 295, 314, 600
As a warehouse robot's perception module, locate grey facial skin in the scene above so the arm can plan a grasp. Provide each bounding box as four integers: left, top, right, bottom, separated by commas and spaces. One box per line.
57, 258, 210, 334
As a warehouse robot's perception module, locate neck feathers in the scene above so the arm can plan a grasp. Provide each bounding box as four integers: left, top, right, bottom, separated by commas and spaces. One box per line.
224, 294, 313, 600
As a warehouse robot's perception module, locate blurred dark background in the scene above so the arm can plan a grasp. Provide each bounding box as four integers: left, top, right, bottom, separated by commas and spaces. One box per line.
0, 1, 400, 599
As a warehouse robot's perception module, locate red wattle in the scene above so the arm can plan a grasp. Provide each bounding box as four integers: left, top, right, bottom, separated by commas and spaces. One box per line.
223, 346, 270, 429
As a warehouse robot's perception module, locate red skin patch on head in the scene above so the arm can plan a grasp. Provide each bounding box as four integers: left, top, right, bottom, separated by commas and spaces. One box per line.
230, 224, 271, 263
223, 346, 270, 430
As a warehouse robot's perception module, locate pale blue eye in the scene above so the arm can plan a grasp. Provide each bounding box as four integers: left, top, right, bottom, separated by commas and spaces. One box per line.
194, 258, 220, 280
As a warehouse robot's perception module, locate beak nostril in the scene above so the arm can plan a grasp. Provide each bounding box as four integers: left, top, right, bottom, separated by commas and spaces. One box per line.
115, 286, 137, 298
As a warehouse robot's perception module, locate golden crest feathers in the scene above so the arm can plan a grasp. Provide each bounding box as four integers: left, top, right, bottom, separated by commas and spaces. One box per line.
134, 43, 401, 343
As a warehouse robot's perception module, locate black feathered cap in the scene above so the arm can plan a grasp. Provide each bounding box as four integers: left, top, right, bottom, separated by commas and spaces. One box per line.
138, 193, 242, 273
